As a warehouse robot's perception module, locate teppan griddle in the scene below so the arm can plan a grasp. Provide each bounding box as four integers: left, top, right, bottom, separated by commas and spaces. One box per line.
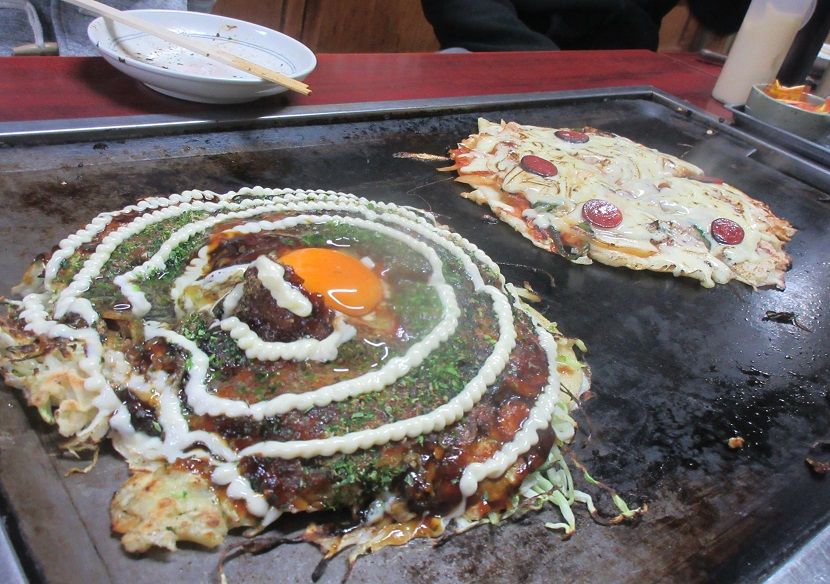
0, 88, 827, 584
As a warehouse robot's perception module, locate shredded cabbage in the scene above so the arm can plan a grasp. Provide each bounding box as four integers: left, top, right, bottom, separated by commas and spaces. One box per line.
462, 410, 642, 538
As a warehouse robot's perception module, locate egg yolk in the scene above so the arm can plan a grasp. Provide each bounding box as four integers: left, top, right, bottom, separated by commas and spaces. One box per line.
279, 248, 383, 316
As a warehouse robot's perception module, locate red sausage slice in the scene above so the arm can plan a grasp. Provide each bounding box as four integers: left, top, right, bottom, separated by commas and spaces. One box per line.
710, 218, 745, 245
555, 129, 590, 144
520, 155, 558, 177
582, 199, 623, 228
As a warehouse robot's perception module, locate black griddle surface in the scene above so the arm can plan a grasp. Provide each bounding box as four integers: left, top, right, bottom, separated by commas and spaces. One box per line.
0, 93, 828, 584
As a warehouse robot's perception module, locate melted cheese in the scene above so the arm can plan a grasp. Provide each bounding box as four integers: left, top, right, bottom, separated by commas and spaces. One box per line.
456, 119, 794, 288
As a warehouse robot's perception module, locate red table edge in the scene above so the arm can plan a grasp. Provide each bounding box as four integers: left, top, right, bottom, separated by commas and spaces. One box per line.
0, 50, 728, 124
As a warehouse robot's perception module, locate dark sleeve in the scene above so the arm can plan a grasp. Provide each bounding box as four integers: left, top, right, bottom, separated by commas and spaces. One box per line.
687, 0, 751, 35
421, 0, 559, 51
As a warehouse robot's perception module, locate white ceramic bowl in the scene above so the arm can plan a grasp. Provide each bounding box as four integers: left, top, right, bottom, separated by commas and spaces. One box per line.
88, 10, 316, 104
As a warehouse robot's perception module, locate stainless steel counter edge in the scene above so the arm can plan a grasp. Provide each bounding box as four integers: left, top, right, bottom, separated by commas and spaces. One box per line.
0, 86, 658, 144
765, 523, 830, 584
0, 517, 27, 584
3, 85, 829, 194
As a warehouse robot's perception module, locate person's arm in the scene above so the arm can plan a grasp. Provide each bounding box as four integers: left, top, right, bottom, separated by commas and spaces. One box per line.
421, 0, 559, 51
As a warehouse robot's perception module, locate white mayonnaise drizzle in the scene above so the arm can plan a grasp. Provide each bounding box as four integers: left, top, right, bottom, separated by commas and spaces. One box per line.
210, 463, 272, 517
42, 189, 219, 289
457, 284, 560, 499
220, 315, 357, 363
212, 213, 463, 369
221, 284, 245, 316
18, 292, 121, 441
252, 255, 313, 317
23, 186, 565, 522
20, 188, 368, 447
233, 282, 514, 459
151, 213, 467, 418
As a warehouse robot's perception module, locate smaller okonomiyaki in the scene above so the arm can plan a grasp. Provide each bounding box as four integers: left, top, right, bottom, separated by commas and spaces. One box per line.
446, 118, 796, 288
0, 187, 605, 557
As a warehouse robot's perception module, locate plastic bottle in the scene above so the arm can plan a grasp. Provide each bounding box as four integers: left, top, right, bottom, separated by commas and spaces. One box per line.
712, 0, 816, 105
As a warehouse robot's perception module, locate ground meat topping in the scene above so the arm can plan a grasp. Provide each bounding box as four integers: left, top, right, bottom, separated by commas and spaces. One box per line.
233, 260, 336, 343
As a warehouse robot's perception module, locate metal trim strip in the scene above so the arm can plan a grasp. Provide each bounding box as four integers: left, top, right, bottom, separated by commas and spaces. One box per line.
0, 86, 655, 144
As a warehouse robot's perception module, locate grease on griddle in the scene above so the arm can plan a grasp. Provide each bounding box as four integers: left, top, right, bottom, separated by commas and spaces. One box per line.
393, 152, 451, 162
311, 555, 336, 583
762, 310, 812, 332
738, 365, 771, 378
576, 389, 595, 404
64, 449, 99, 477
559, 385, 596, 442
738, 365, 770, 387
805, 441, 830, 475
217, 534, 307, 583
566, 449, 647, 528
701, 372, 829, 458
495, 262, 556, 292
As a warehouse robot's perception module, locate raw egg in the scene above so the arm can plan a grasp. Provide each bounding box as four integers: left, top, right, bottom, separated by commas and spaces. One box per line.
279, 248, 383, 316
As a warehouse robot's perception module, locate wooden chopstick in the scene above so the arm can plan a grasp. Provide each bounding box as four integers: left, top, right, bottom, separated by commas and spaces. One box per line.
64, 0, 311, 95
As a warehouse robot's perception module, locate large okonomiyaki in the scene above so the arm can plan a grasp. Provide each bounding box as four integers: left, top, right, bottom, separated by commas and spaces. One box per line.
0, 187, 599, 555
